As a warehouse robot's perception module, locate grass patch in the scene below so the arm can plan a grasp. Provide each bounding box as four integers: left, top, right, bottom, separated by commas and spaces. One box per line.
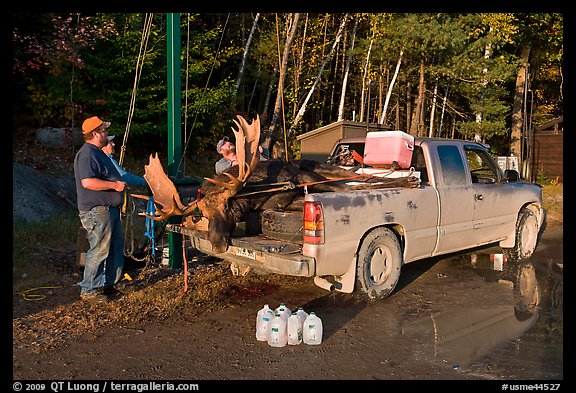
13, 211, 80, 269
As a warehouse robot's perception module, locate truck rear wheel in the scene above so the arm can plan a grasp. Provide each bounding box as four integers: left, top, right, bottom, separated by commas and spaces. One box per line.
356, 227, 402, 300
502, 207, 541, 262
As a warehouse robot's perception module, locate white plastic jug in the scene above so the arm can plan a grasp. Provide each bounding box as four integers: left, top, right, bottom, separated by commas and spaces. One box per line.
275, 303, 292, 321
267, 314, 288, 347
295, 307, 309, 326
287, 314, 302, 345
303, 312, 323, 345
256, 304, 275, 341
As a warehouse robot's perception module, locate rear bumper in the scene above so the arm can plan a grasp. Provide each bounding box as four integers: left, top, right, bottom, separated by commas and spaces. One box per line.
166, 224, 315, 276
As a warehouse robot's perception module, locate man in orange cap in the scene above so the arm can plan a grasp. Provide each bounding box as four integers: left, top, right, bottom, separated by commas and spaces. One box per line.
74, 116, 127, 302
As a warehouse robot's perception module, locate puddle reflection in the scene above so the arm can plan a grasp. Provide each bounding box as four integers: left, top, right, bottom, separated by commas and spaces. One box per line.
401, 251, 562, 376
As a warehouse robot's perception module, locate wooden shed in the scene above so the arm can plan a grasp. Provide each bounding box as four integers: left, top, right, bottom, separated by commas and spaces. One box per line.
529, 116, 563, 183
297, 120, 391, 162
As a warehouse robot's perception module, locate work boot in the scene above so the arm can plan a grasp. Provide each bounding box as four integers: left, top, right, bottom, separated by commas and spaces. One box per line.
115, 281, 137, 294
102, 285, 122, 297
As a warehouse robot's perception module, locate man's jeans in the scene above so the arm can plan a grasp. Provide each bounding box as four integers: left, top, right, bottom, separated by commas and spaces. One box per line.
78, 206, 124, 295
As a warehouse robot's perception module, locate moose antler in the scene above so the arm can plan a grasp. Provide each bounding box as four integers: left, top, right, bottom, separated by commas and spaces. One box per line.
140, 115, 261, 222
136, 153, 198, 221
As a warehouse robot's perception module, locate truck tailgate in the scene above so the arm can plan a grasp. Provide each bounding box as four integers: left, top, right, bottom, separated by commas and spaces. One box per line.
165, 224, 315, 276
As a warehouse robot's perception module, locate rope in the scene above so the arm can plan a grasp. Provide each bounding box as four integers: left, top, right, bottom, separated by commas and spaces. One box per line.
182, 239, 188, 294
296, 173, 382, 188
120, 13, 154, 167
18, 286, 66, 301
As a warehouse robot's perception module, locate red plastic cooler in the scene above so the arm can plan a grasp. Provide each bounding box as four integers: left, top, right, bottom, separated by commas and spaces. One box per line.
363, 131, 414, 169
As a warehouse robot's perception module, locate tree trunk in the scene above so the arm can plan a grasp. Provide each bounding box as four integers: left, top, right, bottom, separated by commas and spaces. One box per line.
337, 16, 358, 121
410, 60, 425, 137
395, 87, 400, 130
438, 84, 449, 138
377, 62, 383, 123
511, 44, 531, 159
292, 14, 308, 120
289, 14, 348, 135
359, 31, 374, 123
474, 31, 493, 143
269, 13, 300, 134
379, 45, 404, 125
428, 80, 438, 137
261, 67, 276, 125
406, 80, 412, 132
328, 22, 341, 123
232, 13, 260, 103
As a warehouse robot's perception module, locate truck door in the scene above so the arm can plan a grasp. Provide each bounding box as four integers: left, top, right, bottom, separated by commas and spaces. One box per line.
433, 144, 477, 255
464, 145, 517, 243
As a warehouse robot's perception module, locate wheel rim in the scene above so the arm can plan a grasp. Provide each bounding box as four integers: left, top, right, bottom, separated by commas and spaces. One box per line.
369, 246, 393, 285
520, 214, 539, 257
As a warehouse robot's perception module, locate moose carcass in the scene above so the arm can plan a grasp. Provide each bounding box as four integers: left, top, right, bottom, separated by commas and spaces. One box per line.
142, 115, 419, 254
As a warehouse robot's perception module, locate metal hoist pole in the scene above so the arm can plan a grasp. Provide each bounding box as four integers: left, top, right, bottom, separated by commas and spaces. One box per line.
166, 13, 183, 269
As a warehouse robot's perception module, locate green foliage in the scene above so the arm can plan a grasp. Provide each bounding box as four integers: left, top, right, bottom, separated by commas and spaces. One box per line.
12, 12, 562, 153
535, 169, 556, 186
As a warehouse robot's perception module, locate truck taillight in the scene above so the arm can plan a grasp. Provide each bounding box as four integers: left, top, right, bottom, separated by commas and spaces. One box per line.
304, 201, 324, 245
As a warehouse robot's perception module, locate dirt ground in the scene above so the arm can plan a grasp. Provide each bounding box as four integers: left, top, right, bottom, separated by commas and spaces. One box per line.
12, 135, 563, 382
12, 218, 562, 382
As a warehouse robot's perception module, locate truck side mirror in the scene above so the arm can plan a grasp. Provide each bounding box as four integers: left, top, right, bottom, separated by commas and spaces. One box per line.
504, 169, 520, 182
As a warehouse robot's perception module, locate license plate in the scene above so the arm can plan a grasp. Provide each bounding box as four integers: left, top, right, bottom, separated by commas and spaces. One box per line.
235, 248, 256, 260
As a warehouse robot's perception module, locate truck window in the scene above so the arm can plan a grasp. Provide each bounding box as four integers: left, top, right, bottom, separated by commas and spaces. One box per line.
464, 146, 499, 184
437, 145, 467, 186
410, 145, 429, 183
328, 143, 365, 165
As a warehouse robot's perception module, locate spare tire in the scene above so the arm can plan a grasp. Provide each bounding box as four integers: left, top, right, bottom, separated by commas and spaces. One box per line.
261, 209, 303, 242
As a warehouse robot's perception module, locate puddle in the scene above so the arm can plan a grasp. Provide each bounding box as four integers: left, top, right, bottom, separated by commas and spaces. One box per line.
401, 250, 563, 378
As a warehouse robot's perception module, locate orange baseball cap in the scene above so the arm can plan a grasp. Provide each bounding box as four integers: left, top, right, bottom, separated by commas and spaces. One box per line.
82, 116, 111, 134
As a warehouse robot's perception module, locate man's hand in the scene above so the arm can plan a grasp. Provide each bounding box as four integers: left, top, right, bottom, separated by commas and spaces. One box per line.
113, 181, 126, 192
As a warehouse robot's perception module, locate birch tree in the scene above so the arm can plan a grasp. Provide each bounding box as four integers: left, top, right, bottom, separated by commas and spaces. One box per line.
289, 14, 349, 135
359, 27, 374, 123
337, 15, 358, 121
232, 13, 260, 102
268, 13, 300, 134
379, 44, 404, 125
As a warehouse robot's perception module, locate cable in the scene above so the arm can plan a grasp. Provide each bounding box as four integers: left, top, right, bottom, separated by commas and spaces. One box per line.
120, 13, 154, 167
18, 286, 66, 301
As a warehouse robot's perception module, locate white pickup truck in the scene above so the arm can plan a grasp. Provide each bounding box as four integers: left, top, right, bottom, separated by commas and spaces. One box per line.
167, 137, 546, 299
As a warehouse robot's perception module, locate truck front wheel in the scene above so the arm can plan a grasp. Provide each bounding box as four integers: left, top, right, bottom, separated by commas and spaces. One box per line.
502, 207, 541, 262
356, 227, 403, 300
